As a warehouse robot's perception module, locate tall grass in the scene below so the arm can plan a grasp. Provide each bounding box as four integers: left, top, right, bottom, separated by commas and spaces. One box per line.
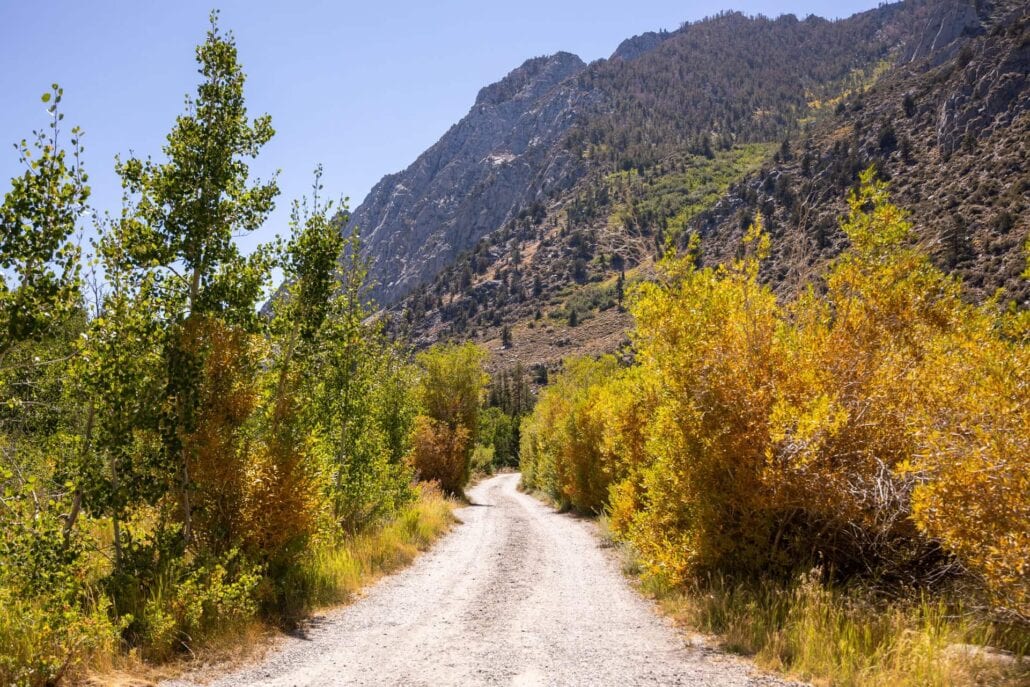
297, 485, 455, 609
0, 587, 119, 686
596, 516, 1028, 687
73, 485, 455, 685
651, 573, 1027, 686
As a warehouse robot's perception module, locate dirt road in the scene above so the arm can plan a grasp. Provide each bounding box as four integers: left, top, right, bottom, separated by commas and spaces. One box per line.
166, 473, 793, 686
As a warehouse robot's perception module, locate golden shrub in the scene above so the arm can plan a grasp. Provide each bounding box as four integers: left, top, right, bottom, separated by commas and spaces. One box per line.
407, 415, 471, 495
242, 419, 321, 568
180, 317, 261, 554
614, 220, 782, 582
518, 356, 619, 512
904, 307, 1029, 618
525, 170, 1029, 615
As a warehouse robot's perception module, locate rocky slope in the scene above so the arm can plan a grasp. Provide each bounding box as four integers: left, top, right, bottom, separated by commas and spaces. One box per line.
690, 0, 1029, 305
372, 0, 1028, 373
349, 52, 592, 307
350, 1, 949, 308
327, 0, 1029, 376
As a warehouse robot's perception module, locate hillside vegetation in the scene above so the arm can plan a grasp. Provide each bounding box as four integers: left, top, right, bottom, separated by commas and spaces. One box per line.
691, 2, 1030, 306
520, 171, 1029, 684
353, 0, 978, 312
388, 0, 1028, 375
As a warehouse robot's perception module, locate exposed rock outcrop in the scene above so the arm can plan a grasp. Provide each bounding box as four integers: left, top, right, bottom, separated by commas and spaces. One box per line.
609, 30, 671, 61
349, 52, 591, 306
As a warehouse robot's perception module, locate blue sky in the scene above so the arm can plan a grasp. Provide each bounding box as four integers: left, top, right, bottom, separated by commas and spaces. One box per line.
0, 0, 880, 258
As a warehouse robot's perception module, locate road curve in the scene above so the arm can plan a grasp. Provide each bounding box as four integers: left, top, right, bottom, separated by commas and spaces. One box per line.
166, 473, 793, 687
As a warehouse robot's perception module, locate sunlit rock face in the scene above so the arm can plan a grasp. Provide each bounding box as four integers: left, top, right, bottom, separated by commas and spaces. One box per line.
349, 52, 592, 307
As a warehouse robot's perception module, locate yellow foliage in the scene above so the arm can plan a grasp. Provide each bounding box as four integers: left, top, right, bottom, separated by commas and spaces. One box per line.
522, 170, 1030, 617
180, 317, 261, 554
905, 306, 1029, 617
615, 217, 782, 582
242, 425, 321, 568
519, 356, 620, 512
407, 415, 471, 495
410, 342, 488, 495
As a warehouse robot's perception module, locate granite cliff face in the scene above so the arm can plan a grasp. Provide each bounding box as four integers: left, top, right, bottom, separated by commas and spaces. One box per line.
339, 0, 1026, 355
366, 0, 1027, 370
350, 52, 591, 307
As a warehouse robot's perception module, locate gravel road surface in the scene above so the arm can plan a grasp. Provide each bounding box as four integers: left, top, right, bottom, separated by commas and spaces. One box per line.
165, 473, 795, 687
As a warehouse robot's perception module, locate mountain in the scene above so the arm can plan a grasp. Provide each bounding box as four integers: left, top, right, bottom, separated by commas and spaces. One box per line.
350, 1, 926, 308
349, 52, 591, 307
687, 0, 1028, 305
609, 30, 671, 62
336, 0, 1027, 371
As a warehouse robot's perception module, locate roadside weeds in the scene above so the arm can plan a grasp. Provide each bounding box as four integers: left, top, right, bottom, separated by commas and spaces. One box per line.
595, 514, 1029, 687
86, 488, 457, 686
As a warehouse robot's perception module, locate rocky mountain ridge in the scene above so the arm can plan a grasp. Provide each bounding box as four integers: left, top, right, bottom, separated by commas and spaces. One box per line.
349, 0, 942, 308
350, 51, 591, 306
372, 0, 1027, 371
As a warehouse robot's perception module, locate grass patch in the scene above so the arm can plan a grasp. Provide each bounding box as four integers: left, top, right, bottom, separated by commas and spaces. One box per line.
605, 143, 776, 243
0, 588, 120, 686
549, 281, 621, 324
297, 485, 456, 609
595, 518, 1028, 687
657, 575, 1028, 686
83, 485, 455, 686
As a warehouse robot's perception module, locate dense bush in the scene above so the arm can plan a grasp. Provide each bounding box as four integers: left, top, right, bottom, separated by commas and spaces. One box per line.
520, 356, 619, 512
407, 343, 488, 495
0, 16, 463, 683
521, 169, 1030, 619
408, 416, 472, 496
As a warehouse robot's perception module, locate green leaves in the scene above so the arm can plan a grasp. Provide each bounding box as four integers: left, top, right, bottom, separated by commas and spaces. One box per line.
114, 12, 279, 325
0, 16, 449, 681
96, 13, 282, 554
408, 343, 488, 495
0, 83, 88, 366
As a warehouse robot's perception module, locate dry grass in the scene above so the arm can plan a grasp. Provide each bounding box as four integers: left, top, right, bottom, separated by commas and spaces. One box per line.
657, 576, 1028, 687
299, 484, 456, 608
86, 486, 456, 686
597, 517, 1028, 687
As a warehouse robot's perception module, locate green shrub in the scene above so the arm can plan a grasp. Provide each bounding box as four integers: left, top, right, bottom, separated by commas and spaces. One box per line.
0, 584, 119, 687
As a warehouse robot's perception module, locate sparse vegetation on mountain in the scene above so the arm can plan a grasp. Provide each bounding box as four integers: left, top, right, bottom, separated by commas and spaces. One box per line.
387, 1, 1028, 377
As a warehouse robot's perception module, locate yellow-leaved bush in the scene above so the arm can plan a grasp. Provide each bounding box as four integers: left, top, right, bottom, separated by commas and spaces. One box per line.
520, 169, 1029, 617
408, 416, 471, 496
904, 305, 1029, 616
520, 356, 619, 512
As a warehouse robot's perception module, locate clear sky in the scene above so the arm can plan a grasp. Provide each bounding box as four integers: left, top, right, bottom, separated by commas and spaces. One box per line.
0, 0, 881, 258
